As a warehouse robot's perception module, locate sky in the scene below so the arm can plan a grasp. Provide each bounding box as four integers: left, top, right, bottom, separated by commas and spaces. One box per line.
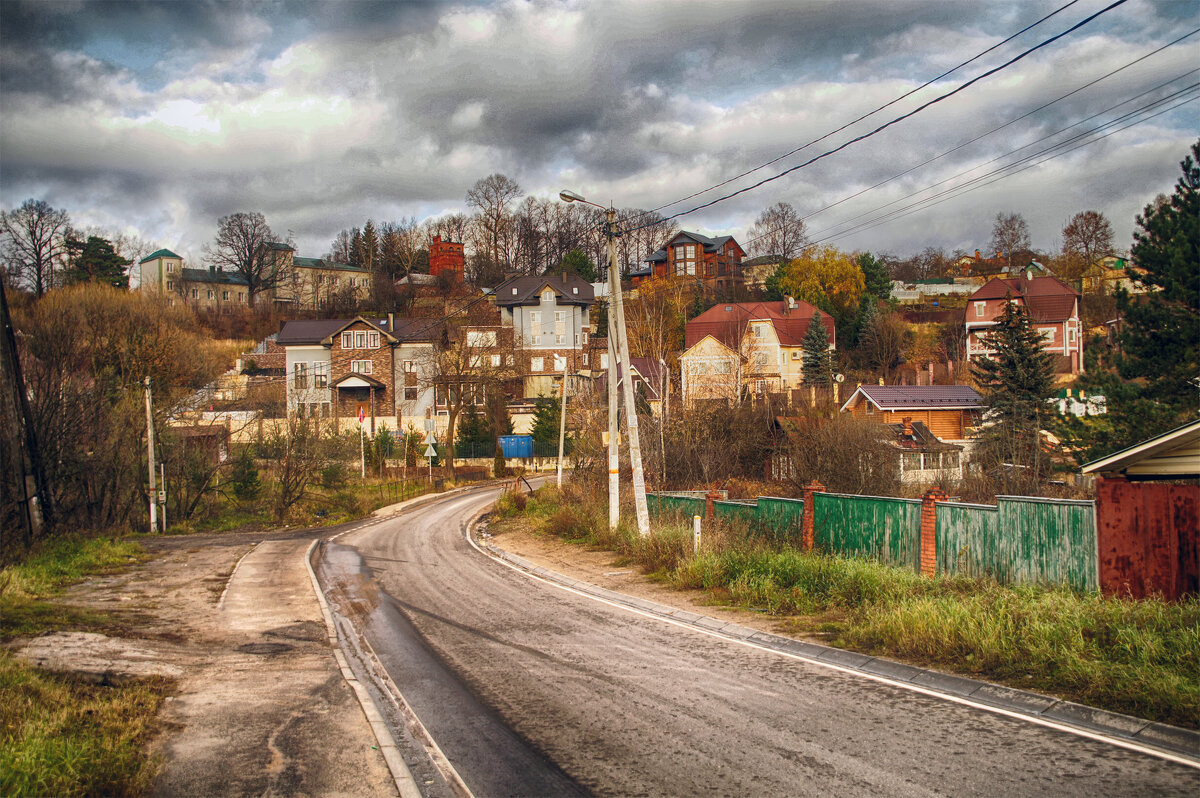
1, 0, 1197, 267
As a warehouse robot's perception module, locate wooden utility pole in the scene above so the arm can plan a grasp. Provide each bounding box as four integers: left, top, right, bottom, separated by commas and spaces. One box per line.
0, 279, 50, 549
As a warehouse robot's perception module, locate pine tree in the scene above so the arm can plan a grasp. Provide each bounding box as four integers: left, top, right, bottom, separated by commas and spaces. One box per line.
529, 394, 561, 446
971, 297, 1056, 482
801, 310, 832, 385
1118, 139, 1199, 408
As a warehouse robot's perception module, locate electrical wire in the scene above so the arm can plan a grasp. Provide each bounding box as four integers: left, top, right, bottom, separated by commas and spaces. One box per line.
635, 0, 1084, 220
805, 89, 1199, 245
626, 0, 1131, 234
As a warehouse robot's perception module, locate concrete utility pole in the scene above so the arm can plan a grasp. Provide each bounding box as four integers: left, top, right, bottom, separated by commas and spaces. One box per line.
604, 207, 650, 536
607, 331, 619, 530
556, 353, 568, 487
144, 376, 159, 534
559, 189, 650, 535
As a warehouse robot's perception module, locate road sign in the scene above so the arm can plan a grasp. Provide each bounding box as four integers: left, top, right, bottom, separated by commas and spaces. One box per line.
423, 444, 437, 458
423, 434, 436, 446
424, 419, 436, 432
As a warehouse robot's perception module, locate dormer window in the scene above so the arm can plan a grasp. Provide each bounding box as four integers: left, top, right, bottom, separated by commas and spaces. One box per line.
512, 288, 518, 295
542, 288, 555, 302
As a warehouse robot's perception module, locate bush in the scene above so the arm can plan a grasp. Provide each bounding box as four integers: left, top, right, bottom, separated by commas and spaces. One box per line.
320, 463, 347, 490
229, 455, 261, 501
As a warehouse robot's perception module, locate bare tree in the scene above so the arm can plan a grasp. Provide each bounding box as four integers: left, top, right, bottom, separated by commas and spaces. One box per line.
205, 212, 287, 308
379, 217, 427, 280
2, 199, 71, 296
749, 202, 808, 260
1060, 210, 1114, 285
427, 213, 470, 245
271, 412, 333, 523
466, 173, 523, 272
857, 304, 909, 381
989, 212, 1031, 271
775, 415, 901, 496
417, 313, 520, 476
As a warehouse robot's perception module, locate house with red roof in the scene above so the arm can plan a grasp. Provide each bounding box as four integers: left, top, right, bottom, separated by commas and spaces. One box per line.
964, 276, 1083, 375
680, 297, 834, 405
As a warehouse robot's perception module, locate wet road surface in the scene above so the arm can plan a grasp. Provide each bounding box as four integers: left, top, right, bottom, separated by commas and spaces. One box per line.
320, 485, 1198, 797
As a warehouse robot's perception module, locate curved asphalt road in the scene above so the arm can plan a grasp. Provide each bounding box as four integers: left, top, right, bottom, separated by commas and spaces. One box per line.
322, 485, 1196, 797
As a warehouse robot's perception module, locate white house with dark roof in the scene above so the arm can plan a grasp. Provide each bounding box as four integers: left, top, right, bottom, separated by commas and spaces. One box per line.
494, 273, 595, 398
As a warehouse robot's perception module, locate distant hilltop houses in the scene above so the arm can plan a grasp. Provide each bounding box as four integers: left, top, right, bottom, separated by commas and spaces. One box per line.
138, 243, 374, 311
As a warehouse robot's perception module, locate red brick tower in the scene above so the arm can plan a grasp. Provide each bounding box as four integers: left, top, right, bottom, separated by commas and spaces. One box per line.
429, 235, 464, 281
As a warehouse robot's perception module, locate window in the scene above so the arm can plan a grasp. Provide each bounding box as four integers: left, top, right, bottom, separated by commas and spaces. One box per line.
166, 262, 175, 273
294, 363, 308, 389
553, 354, 566, 371
714, 361, 731, 374
490, 354, 501, 367
974, 301, 985, 317
207, 289, 214, 299
222, 290, 230, 301
354, 331, 367, 348
368, 331, 380, 348
467, 330, 497, 347
791, 350, 802, 360
753, 324, 767, 338
531, 356, 544, 372
600, 353, 609, 370
581, 353, 589, 366
404, 387, 419, 401
166, 280, 175, 291
902, 453, 923, 472
402, 360, 415, 373
530, 311, 542, 336
511, 287, 518, 295
755, 379, 766, 394
865, 403, 874, 415
581, 331, 588, 345
191, 288, 198, 298
755, 352, 768, 367
1068, 326, 1077, 345
351, 360, 374, 374
943, 452, 960, 469
317, 275, 324, 285
674, 243, 697, 276
1041, 328, 1056, 343
342, 332, 353, 348
348, 278, 355, 288
542, 289, 555, 302
555, 310, 566, 344
332, 277, 339, 286
313, 362, 329, 388
321, 402, 330, 418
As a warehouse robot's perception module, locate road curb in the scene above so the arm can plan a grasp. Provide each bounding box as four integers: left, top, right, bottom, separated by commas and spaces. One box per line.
475, 532, 1200, 765
304, 539, 423, 798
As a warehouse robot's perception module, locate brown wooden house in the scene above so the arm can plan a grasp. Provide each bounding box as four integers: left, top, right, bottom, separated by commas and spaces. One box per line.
840, 385, 982, 441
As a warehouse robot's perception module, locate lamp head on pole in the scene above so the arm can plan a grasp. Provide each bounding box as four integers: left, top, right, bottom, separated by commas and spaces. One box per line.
558, 189, 586, 204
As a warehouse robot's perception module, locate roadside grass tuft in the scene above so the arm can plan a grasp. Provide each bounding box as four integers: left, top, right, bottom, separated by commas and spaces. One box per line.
1, 534, 174, 796
0, 651, 171, 798
497, 483, 1200, 729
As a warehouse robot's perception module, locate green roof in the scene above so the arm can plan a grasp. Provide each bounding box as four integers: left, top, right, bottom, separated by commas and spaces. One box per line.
139, 248, 182, 264
293, 256, 368, 273
265, 241, 295, 251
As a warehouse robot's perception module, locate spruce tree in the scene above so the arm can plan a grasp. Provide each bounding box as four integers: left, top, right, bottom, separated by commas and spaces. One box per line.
801, 310, 832, 385
971, 297, 1056, 483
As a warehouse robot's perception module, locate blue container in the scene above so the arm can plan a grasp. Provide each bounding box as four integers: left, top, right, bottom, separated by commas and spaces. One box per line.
498, 435, 534, 458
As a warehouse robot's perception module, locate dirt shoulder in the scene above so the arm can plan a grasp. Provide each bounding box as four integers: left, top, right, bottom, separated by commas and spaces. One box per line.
11, 528, 398, 797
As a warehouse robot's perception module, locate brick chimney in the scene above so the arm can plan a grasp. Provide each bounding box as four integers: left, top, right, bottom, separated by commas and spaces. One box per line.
902, 417, 914, 438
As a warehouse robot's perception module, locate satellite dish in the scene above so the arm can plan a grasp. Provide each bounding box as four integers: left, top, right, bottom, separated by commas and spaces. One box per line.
834, 373, 845, 383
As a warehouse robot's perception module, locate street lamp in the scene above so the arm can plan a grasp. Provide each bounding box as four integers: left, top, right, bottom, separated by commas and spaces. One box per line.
559, 189, 650, 536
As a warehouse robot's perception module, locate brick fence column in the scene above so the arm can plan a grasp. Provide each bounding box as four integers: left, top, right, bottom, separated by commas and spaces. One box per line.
802, 481, 825, 552
705, 490, 719, 520
920, 486, 948, 577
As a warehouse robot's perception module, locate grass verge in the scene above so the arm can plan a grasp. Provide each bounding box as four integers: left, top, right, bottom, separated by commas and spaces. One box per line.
1, 535, 174, 796
492, 483, 1200, 729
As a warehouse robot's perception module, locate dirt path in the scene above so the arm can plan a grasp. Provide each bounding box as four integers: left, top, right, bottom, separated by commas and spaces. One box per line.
19, 529, 398, 797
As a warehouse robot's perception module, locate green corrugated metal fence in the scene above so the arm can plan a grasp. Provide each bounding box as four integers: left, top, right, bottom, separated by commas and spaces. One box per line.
935, 497, 1097, 590
713, 500, 757, 524
813, 492, 922, 570
756, 497, 804, 543
646, 490, 1097, 590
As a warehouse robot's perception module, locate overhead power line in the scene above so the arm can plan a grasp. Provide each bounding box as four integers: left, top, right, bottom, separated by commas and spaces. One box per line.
627, 0, 1131, 234
638, 0, 1084, 220
804, 87, 1199, 246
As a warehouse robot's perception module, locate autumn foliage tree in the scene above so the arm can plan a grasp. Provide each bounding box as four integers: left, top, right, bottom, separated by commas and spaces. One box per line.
765, 244, 864, 331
